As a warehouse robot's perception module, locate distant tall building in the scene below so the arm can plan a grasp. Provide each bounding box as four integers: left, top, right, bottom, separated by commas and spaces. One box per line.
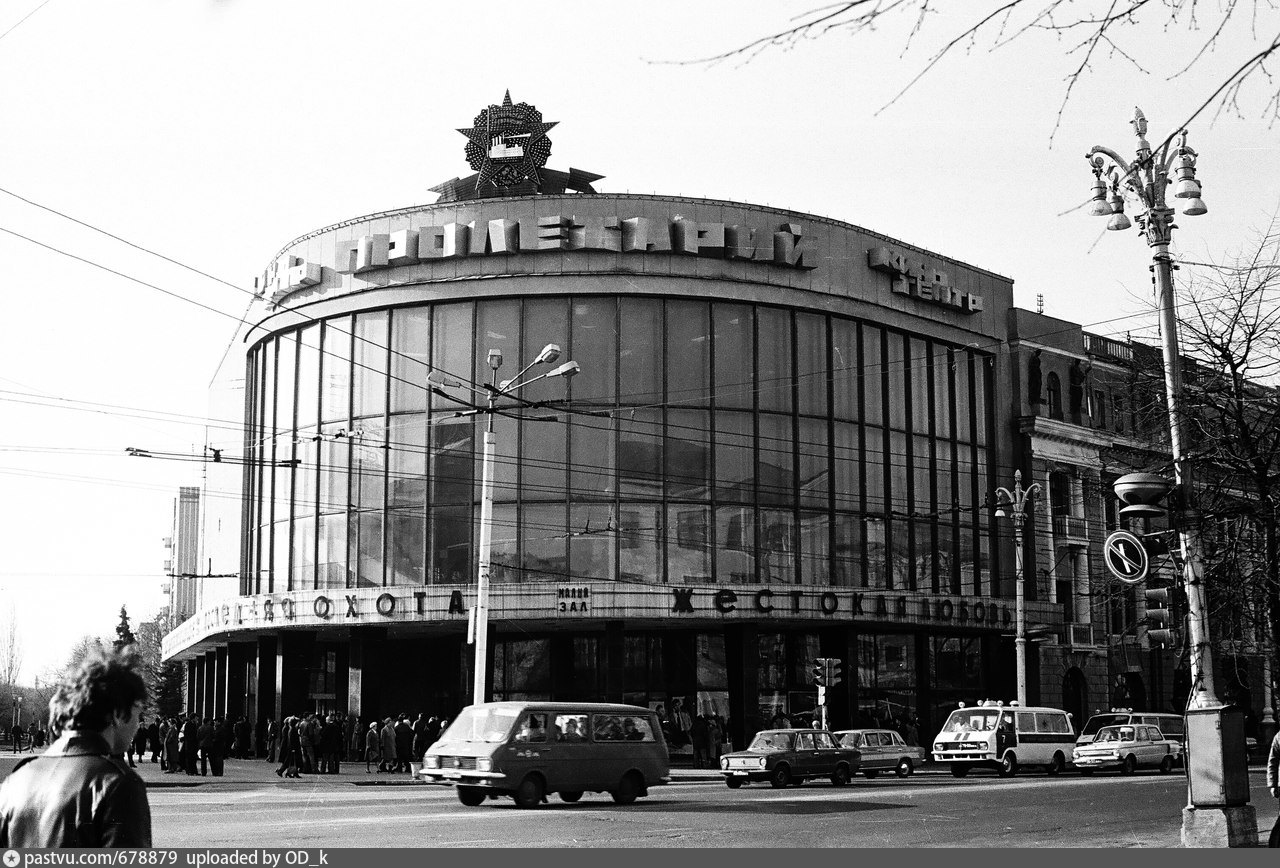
168, 486, 200, 623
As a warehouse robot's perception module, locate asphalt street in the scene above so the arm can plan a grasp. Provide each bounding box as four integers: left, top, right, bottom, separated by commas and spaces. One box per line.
4, 753, 1276, 847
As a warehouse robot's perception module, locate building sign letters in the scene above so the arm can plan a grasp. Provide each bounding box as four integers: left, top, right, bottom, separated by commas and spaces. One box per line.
868, 246, 983, 315
257, 216, 817, 304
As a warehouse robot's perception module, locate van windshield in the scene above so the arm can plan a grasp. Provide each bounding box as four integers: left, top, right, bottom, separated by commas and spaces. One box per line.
439, 706, 521, 744
942, 709, 1000, 732
1081, 714, 1127, 736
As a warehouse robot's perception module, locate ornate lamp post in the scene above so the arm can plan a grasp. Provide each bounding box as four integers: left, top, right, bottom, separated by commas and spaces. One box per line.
994, 470, 1041, 707
463, 344, 579, 707
1086, 108, 1217, 707
1088, 109, 1256, 847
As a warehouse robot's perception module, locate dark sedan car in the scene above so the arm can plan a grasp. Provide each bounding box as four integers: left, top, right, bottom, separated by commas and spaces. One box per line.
719, 729, 861, 789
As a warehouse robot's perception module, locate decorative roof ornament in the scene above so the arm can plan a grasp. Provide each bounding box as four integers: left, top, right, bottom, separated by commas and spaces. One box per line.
458, 90, 557, 194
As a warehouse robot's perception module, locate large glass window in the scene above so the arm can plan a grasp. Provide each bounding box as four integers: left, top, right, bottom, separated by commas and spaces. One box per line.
666, 300, 711, 408
713, 305, 753, 411
756, 307, 793, 414
245, 298, 995, 600
619, 298, 662, 405
390, 308, 430, 414
571, 298, 617, 404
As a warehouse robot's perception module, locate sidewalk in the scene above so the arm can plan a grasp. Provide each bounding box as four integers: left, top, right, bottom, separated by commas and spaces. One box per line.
0, 751, 724, 787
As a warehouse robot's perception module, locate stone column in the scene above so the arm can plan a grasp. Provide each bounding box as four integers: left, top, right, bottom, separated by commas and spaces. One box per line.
213, 646, 229, 719
725, 623, 759, 753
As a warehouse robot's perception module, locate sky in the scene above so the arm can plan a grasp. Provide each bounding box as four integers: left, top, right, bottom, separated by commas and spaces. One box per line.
0, 0, 1276, 684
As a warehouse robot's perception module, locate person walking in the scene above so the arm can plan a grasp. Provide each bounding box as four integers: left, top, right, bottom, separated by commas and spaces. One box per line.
163, 718, 180, 774
233, 716, 250, 760
320, 714, 341, 774
299, 714, 317, 774
147, 717, 161, 763
180, 714, 200, 775
0, 644, 152, 847
690, 713, 710, 769
394, 714, 413, 773
9, 723, 23, 754
379, 717, 397, 774
1267, 728, 1280, 847
412, 713, 430, 763
364, 721, 380, 773
196, 718, 215, 776
266, 718, 279, 764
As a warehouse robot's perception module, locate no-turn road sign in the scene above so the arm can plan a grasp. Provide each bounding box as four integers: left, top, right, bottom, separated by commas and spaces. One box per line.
1104, 530, 1149, 584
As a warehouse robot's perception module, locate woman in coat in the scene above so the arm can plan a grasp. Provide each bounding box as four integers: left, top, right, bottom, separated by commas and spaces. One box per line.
379, 717, 397, 773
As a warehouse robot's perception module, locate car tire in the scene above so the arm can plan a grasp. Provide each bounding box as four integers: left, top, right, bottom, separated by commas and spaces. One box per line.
769, 764, 793, 789
830, 764, 851, 787
864, 769, 879, 779
950, 764, 970, 778
559, 790, 584, 803
998, 753, 1018, 778
1159, 756, 1174, 775
1046, 752, 1065, 776
725, 777, 744, 789
514, 775, 545, 809
611, 771, 643, 805
896, 759, 913, 778
1121, 755, 1137, 776
456, 786, 485, 807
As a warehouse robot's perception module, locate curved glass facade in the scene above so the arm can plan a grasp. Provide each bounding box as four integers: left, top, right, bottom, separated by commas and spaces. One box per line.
243, 295, 997, 598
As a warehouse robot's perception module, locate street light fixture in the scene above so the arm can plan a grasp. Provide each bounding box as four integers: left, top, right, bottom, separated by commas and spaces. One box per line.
994, 469, 1041, 707
1086, 107, 1217, 708
1088, 109, 1256, 847
468, 345, 579, 707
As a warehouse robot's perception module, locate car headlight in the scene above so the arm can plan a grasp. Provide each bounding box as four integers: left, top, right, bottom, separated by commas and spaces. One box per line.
934, 742, 946, 752
424, 756, 440, 769
720, 756, 729, 769
757, 757, 768, 768
476, 758, 492, 772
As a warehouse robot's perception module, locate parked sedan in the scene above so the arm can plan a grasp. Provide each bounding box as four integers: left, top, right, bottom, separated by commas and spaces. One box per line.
1072, 724, 1182, 775
833, 728, 928, 778
720, 729, 861, 789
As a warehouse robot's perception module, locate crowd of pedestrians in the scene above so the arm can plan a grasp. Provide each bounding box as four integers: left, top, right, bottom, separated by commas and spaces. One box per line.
260, 711, 449, 777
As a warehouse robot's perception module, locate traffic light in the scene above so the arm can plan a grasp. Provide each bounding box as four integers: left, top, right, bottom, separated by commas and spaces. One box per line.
1144, 583, 1184, 648
812, 657, 829, 687
827, 659, 843, 689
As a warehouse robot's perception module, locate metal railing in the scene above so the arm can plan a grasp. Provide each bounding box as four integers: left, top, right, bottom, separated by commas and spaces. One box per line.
1052, 514, 1088, 539
1068, 624, 1095, 647
1083, 332, 1133, 362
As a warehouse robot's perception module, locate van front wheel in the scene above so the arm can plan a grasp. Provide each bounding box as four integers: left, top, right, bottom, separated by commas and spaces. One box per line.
950, 764, 970, 778
456, 786, 485, 807
514, 775, 545, 809
998, 753, 1018, 778
559, 791, 583, 803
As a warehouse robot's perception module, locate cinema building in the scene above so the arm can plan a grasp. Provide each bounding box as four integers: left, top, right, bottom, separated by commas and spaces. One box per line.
164, 95, 1054, 750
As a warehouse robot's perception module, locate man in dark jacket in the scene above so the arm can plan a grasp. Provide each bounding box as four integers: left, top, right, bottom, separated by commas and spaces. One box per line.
0, 644, 152, 847
394, 714, 414, 773
147, 718, 161, 763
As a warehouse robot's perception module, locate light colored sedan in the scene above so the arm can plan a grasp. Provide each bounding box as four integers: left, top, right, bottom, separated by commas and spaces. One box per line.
1072, 724, 1181, 775
833, 728, 928, 778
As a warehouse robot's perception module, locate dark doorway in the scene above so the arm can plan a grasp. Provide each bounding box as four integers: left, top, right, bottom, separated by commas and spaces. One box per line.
1062, 667, 1088, 733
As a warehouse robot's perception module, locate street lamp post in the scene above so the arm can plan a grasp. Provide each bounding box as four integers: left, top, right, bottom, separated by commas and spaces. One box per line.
994, 470, 1041, 707
1088, 108, 1256, 847
465, 344, 579, 707
1087, 107, 1218, 708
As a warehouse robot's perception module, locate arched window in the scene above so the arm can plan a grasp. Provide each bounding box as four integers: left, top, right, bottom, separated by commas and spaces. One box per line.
1046, 372, 1063, 420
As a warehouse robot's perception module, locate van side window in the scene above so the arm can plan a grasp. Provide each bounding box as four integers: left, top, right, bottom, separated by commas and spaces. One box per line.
1015, 712, 1034, 732
621, 715, 655, 742
592, 714, 626, 742
556, 714, 587, 742
514, 713, 548, 743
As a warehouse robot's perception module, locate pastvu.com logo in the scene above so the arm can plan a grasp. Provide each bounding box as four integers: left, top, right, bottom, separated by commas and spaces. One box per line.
3, 848, 21, 867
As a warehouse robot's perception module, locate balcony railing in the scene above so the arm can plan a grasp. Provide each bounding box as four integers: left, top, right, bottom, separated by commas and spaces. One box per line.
1083, 332, 1133, 362
1068, 624, 1095, 647
1052, 514, 1088, 539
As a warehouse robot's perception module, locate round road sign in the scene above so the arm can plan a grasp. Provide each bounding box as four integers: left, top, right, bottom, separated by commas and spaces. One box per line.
1104, 530, 1149, 584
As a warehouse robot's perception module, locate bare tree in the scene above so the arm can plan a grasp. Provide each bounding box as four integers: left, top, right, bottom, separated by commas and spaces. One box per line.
0, 604, 22, 697
673, 2, 1280, 142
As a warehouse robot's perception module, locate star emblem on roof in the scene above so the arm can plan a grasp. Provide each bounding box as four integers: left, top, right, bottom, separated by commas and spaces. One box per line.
458, 90, 558, 193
